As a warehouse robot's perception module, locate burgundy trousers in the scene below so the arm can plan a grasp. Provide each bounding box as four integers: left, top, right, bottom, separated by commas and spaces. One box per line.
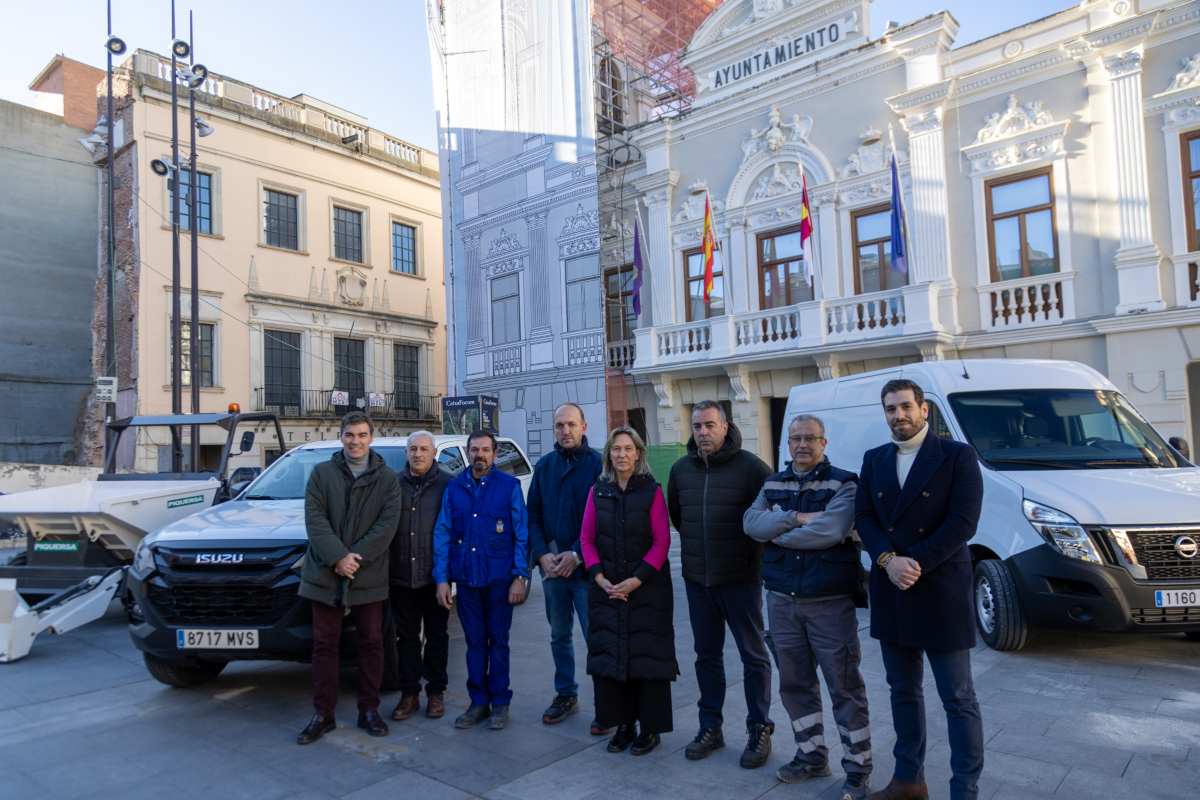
311, 599, 384, 717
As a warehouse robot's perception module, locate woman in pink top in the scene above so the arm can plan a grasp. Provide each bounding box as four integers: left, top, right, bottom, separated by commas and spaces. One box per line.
580, 426, 677, 756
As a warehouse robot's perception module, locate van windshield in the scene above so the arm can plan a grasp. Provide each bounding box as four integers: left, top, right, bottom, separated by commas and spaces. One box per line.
241, 447, 409, 500
948, 389, 1183, 470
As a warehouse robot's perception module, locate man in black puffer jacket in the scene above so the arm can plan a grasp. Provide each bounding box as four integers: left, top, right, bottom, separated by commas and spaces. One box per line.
668, 400, 774, 769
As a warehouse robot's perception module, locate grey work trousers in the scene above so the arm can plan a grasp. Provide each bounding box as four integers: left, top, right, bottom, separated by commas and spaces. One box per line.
766, 592, 872, 778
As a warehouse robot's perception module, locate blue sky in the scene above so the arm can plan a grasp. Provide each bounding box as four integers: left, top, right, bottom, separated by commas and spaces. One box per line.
0, 1, 1072, 151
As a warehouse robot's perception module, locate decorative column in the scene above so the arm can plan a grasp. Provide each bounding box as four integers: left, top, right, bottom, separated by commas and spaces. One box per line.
462, 231, 484, 345
901, 108, 954, 285
635, 170, 679, 327
526, 209, 552, 334
1102, 48, 1165, 313
728, 213, 750, 313
813, 190, 839, 299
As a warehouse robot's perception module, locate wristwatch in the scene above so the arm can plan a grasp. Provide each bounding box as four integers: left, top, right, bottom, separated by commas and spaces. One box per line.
877, 551, 896, 568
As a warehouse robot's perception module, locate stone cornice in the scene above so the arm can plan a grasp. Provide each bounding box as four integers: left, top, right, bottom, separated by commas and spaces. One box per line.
961, 119, 1070, 176
244, 290, 437, 328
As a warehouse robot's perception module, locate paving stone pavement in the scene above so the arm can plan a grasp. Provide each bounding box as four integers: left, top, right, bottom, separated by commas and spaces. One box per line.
2, 541, 1198, 800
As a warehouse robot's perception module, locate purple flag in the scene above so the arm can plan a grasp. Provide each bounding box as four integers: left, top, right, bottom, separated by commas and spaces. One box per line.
631, 216, 643, 317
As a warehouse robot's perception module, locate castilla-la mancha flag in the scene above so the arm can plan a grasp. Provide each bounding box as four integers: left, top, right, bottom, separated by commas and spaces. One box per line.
701, 190, 717, 305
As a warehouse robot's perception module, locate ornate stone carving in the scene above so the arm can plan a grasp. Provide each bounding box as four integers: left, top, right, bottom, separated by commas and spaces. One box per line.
967, 138, 1061, 175
675, 182, 725, 223
840, 128, 908, 178
726, 364, 752, 403
652, 379, 675, 408
751, 162, 806, 200
1167, 53, 1200, 92
562, 236, 599, 256
749, 205, 801, 228
526, 209, 550, 228
975, 95, 1054, 143
813, 353, 841, 381
740, 105, 813, 165
559, 203, 598, 237
838, 180, 889, 206
486, 256, 525, 277
335, 267, 368, 307
1167, 98, 1200, 126
903, 108, 943, 135
486, 227, 523, 257
1002, 40, 1023, 59
1103, 49, 1143, 79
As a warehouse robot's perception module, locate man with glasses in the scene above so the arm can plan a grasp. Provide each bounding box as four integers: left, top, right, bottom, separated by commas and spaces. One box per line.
745, 415, 872, 799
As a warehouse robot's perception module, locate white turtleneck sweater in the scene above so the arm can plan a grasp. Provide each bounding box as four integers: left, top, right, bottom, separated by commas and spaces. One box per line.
893, 422, 930, 488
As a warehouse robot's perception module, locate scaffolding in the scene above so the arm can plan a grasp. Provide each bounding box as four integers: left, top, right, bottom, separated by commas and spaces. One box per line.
590, 0, 727, 445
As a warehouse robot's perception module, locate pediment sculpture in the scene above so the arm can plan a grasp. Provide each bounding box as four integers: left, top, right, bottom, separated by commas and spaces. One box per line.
740, 105, 813, 165
841, 127, 907, 178
975, 94, 1054, 143
1167, 53, 1200, 92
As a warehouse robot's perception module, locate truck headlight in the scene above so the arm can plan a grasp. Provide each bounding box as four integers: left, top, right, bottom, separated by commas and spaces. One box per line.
132, 542, 156, 575
1023, 500, 1101, 564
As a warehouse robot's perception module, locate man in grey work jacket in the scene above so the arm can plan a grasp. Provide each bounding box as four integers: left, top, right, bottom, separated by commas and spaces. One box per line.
745, 414, 872, 800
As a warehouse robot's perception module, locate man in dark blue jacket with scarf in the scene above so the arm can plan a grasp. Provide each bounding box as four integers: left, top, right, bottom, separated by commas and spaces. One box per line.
856, 379, 984, 800
434, 430, 530, 731
527, 403, 604, 731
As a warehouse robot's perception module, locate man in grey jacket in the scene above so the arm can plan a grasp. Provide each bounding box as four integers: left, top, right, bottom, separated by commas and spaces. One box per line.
297, 412, 401, 745
744, 414, 872, 800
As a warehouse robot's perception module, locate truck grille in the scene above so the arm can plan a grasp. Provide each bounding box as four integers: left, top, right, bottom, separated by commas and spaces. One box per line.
1131, 607, 1200, 625
147, 583, 298, 626
1126, 528, 1200, 581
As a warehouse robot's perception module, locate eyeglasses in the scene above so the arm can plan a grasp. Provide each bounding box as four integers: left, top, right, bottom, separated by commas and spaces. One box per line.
788, 435, 825, 445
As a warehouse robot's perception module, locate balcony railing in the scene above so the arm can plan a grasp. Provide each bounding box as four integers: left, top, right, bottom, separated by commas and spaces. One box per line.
607, 339, 636, 370
252, 388, 440, 420
564, 331, 604, 367
491, 345, 523, 377
632, 284, 942, 370
978, 272, 1075, 331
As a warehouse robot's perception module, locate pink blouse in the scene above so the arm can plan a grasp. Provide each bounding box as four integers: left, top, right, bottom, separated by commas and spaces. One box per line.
580, 484, 671, 572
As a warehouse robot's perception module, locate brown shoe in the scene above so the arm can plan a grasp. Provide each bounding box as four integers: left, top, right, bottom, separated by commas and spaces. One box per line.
391, 694, 420, 721
426, 693, 445, 719
866, 779, 930, 800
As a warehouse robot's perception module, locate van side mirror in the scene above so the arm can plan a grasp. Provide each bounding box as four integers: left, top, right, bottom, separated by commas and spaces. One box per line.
238, 431, 255, 454
228, 478, 253, 497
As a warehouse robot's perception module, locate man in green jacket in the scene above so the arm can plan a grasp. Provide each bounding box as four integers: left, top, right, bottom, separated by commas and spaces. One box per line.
297, 412, 401, 745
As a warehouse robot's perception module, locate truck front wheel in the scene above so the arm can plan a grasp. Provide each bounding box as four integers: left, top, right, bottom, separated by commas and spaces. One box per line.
144, 653, 226, 688
974, 559, 1028, 651
1186, 632, 1200, 642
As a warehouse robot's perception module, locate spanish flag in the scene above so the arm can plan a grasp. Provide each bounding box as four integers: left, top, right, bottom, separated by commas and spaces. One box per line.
800, 171, 814, 284
701, 190, 717, 305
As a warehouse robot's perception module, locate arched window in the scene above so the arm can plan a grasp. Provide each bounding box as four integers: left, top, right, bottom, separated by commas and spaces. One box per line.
596, 56, 625, 136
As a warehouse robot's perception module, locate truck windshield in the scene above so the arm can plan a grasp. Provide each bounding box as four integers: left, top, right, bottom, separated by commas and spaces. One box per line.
241, 447, 408, 499
948, 389, 1183, 470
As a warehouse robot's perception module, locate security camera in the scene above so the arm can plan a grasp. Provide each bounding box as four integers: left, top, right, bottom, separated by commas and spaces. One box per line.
105, 35, 127, 56
150, 158, 174, 177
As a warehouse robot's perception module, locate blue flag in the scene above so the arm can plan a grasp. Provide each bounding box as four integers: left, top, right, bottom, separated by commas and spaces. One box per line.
631, 216, 643, 316
889, 152, 908, 275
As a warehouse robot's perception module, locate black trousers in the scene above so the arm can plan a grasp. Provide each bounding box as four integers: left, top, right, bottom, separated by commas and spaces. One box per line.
389, 584, 450, 696
593, 676, 673, 734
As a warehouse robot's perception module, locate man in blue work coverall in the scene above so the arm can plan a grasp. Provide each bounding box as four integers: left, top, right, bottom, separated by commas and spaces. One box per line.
434, 430, 530, 731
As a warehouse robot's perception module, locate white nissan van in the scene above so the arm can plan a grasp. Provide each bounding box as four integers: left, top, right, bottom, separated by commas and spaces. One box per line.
780, 359, 1200, 650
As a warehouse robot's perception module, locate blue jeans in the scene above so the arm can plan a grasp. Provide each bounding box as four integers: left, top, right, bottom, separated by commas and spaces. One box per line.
880, 643, 984, 800
542, 572, 589, 697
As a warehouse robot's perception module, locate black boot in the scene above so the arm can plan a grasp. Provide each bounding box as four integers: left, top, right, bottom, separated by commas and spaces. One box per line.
607, 723, 637, 753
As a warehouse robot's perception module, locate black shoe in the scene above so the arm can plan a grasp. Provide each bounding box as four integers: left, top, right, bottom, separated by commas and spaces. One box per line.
630, 730, 660, 756
541, 694, 578, 725
357, 709, 388, 737
607, 723, 637, 753
590, 719, 612, 736
685, 727, 725, 760
296, 713, 336, 745
740, 722, 772, 769
488, 705, 510, 730
841, 773, 870, 800
454, 704, 491, 729
776, 758, 832, 783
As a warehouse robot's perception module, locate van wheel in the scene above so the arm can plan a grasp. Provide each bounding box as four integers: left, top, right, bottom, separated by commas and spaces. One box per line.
974, 560, 1028, 651
144, 653, 226, 688
1185, 632, 1200, 642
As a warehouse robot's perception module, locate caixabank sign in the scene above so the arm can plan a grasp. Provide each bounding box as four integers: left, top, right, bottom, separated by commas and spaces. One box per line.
442, 395, 499, 435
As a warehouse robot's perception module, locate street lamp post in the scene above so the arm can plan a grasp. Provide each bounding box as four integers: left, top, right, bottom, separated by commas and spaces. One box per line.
103, 1, 126, 460
187, 11, 200, 473
169, 0, 184, 472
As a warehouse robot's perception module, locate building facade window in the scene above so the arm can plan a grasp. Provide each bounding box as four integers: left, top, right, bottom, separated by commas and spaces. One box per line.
985, 167, 1058, 282
596, 56, 625, 137
264, 189, 299, 250
172, 169, 212, 234
1183, 130, 1200, 252
333, 206, 364, 263
333, 337, 365, 412
491, 274, 521, 344
565, 256, 601, 332
263, 329, 301, 411
851, 205, 907, 293
605, 266, 637, 342
757, 226, 812, 308
178, 321, 214, 387
391, 221, 417, 274
684, 247, 725, 320
394, 343, 420, 413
